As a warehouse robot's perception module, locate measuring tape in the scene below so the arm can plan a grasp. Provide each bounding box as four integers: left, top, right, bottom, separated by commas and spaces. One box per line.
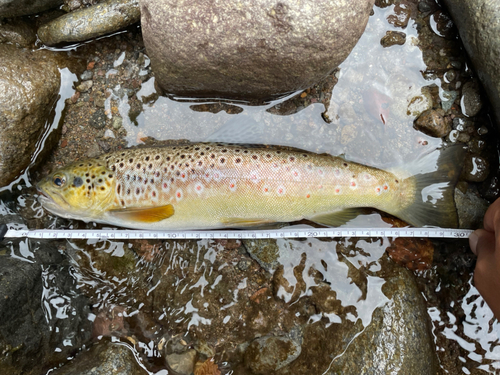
0, 224, 473, 241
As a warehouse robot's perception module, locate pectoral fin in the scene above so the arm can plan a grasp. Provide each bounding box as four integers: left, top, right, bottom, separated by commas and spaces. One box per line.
108, 205, 175, 223
309, 208, 364, 227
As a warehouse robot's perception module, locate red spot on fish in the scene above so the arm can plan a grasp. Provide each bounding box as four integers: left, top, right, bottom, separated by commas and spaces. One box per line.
230, 183, 235, 188
177, 192, 181, 198
351, 181, 356, 187
306, 193, 310, 198
335, 188, 340, 194
264, 187, 268, 192
197, 185, 202, 191
376, 187, 381, 193
278, 188, 283, 194
384, 185, 388, 190
163, 183, 167, 188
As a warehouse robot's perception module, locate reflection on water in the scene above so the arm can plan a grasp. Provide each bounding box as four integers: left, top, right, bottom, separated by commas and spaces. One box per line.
0, 1, 498, 374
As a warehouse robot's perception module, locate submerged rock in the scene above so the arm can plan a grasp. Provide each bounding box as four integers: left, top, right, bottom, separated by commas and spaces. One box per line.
38, 0, 140, 46
441, 0, 500, 129
0, 0, 62, 17
0, 44, 60, 187
0, 240, 91, 375
51, 340, 147, 375
141, 0, 376, 99
460, 81, 483, 117
244, 327, 303, 374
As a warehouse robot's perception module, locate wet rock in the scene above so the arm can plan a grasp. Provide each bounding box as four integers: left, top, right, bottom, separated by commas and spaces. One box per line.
460, 81, 482, 117
0, 0, 62, 17
0, 241, 91, 375
462, 154, 489, 182
80, 70, 94, 80
0, 19, 36, 47
441, 0, 500, 130
429, 10, 456, 39
455, 188, 489, 229
386, 3, 411, 29
380, 31, 406, 48
413, 108, 452, 138
0, 44, 60, 187
244, 328, 303, 374
440, 89, 458, 111
52, 340, 147, 375
38, 0, 140, 46
141, 0, 376, 99
327, 259, 437, 374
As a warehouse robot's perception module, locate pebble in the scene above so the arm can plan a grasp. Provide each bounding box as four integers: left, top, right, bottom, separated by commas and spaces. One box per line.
461, 81, 482, 117
237, 259, 252, 271
76, 80, 93, 92
380, 31, 406, 48
89, 109, 106, 129
112, 116, 122, 129
462, 155, 490, 182
441, 90, 458, 111
418, 1, 433, 13
414, 109, 452, 138
444, 70, 456, 83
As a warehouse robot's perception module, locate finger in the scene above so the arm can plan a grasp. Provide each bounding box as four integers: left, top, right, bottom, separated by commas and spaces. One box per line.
483, 198, 500, 233
474, 235, 500, 318
469, 229, 495, 256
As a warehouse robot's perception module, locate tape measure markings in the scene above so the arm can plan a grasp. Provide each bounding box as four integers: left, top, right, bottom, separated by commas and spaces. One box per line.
1, 226, 474, 240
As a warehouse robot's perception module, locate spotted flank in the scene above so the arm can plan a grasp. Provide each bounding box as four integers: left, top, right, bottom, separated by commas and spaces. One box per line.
36, 142, 464, 230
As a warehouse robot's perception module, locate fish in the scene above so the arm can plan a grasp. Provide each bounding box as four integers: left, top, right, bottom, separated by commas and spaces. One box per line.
36, 142, 463, 230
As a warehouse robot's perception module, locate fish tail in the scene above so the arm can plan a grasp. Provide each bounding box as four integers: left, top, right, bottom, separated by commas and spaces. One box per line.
392, 145, 465, 228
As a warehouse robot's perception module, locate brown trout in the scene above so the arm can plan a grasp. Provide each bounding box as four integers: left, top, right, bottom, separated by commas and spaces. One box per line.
36, 143, 463, 229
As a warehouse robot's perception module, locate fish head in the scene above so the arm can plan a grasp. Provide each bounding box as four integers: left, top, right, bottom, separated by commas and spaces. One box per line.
37, 160, 116, 221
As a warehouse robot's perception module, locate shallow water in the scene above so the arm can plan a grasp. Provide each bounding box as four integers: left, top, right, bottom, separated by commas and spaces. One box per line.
1, 1, 499, 374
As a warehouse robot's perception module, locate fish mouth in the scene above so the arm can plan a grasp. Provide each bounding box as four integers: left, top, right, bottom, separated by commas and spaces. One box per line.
36, 185, 69, 209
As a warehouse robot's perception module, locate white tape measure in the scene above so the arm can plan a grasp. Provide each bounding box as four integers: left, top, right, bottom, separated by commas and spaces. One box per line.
0, 224, 473, 240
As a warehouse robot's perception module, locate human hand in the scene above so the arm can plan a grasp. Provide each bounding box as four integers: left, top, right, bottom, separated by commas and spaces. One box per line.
469, 198, 500, 319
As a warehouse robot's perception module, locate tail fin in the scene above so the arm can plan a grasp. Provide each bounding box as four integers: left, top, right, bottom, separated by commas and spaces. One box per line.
394, 146, 465, 228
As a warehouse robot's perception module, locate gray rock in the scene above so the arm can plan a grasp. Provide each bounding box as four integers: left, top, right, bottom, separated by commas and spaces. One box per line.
461, 81, 483, 117
413, 108, 452, 138
141, 0, 376, 99
455, 188, 489, 229
441, 0, 500, 129
327, 260, 437, 374
0, 45, 60, 187
243, 239, 281, 272
244, 327, 303, 374
0, 241, 91, 375
0, 19, 37, 47
38, 0, 140, 46
0, 0, 62, 17
52, 340, 147, 375
80, 70, 94, 81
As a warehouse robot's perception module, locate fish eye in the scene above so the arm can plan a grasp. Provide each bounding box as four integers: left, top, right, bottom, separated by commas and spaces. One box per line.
53, 175, 65, 187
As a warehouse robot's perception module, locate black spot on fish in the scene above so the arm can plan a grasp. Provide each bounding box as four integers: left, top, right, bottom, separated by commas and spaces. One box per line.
252, 155, 258, 160
117, 184, 121, 194
129, 158, 133, 163
200, 152, 205, 156
302, 154, 308, 158
119, 162, 124, 168
244, 150, 248, 154
220, 158, 225, 164
98, 178, 103, 183
155, 155, 160, 160
136, 163, 141, 169
152, 191, 156, 197
222, 149, 227, 153
136, 188, 140, 195
185, 163, 189, 167
86, 179, 90, 183
211, 154, 215, 159
111, 166, 116, 171
176, 171, 180, 176
266, 154, 271, 158
276, 151, 281, 154
395, 179, 399, 183
235, 158, 241, 163
145, 156, 150, 161
108, 174, 113, 179
166, 156, 171, 161
195, 147, 200, 151
101, 171, 106, 175
155, 171, 160, 177
289, 156, 295, 162
73, 177, 83, 187
126, 188, 131, 195
148, 164, 153, 169
180, 154, 185, 159
79, 163, 84, 167
198, 161, 203, 166
100, 187, 105, 191
170, 165, 174, 170
343, 162, 348, 167
121, 199, 125, 206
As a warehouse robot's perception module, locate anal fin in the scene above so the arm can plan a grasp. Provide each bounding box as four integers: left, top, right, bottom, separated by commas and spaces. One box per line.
221, 218, 276, 228
108, 205, 175, 223
309, 208, 364, 227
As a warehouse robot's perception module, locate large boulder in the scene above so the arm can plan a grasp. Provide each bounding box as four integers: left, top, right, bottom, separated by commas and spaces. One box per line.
0, 45, 60, 187
0, 0, 62, 17
441, 0, 500, 129
140, 0, 375, 99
